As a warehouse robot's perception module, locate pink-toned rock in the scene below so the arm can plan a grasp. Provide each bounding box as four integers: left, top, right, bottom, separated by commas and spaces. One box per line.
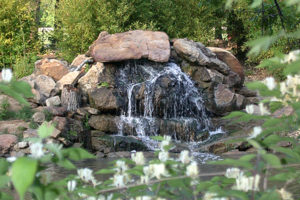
88, 30, 170, 63
0, 134, 18, 155
0, 94, 22, 112
208, 47, 245, 83
0, 120, 29, 135
35, 58, 69, 81
71, 54, 92, 67
57, 71, 81, 90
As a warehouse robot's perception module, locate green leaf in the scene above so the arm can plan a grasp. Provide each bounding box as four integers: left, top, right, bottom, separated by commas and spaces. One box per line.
11, 157, 38, 200
262, 154, 281, 167
150, 136, 164, 141
0, 175, 10, 188
10, 80, 33, 98
57, 159, 76, 170
0, 83, 29, 106
250, 0, 262, 8
269, 172, 295, 181
247, 35, 278, 56
37, 122, 55, 139
62, 147, 95, 161
0, 192, 13, 200
0, 158, 9, 175
95, 169, 116, 175
259, 190, 281, 200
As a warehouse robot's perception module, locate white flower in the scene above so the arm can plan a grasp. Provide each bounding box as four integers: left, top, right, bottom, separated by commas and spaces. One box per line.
160, 135, 171, 151
6, 156, 17, 162
248, 126, 262, 139
1, 68, 13, 83
135, 196, 152, 200
158, 151, 169, 162
113, 173, 129, 188
277, 188, 294, 200
67, 180, 76, 192
203, 192, 228, 200
77, 168, 97, 186
179, 150, 192, 164
131, 152, 145, 165
115, 160, 128, 173
259, 103, 270, 115
245, 104, 255, 114
149, 163, 169, 179
186, 161, 199, 178
263, 77, 276, 90
280, 82, 288, 95
225, 168, 241, 179
30, 142, 44, 159
234, 173, 260, 192
281, 50, 300, 64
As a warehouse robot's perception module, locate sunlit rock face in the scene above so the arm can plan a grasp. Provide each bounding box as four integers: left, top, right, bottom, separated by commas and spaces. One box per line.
88, 30, 171, 63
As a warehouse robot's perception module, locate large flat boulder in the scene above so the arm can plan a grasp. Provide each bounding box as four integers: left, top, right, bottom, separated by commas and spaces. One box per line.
88, 30, 170, 63
208, 47, 245, 84
35, 58, 69, 81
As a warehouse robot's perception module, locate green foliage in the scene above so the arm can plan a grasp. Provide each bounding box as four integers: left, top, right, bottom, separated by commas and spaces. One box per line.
11, 157, 38, 200
54, 0, 202, 62
0, 0, 40, 69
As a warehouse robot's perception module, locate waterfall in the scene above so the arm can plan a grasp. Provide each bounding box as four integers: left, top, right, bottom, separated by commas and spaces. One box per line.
116, 61, 216, 143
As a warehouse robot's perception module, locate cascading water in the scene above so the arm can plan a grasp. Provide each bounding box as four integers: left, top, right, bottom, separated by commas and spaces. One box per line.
115, 61, 223, 155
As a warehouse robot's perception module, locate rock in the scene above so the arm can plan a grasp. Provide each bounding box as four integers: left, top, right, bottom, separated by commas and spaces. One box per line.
76, 108, 88, 116
23, 129, 38, 138
0, 134, 18, 155
0, 120, 29, 135
16, 141, 29, 149
51, 128, 61, 138
214, 84, 235, 114
273, 106, 294, 118
47, 106, 67, 116
32, 112, 46, 123
245, 97, 261, 105
91, 133, 148, 152
56, 71, 81, 90
237, 87, 257, 97
84, 107, 99, 115
88, 87, 124, 113
88, 115, 119, 134
88, 30, 170, 63
224, 71, 242, 88
24, 75, 57, 104
78, 62, 114, 93
0, 94, 22, 112
208, 47, 245, 83
96, 152, 105, 158
235, 94, 246, 109
173, 39, 231, 75
71, 54, 93, 67
35, 58, 69, 81
46, 96, 61, 107
51, 116, 68, 132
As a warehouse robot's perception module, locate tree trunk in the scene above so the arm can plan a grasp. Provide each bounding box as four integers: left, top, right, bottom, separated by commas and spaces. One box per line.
274, 0, 285, 31
61, 85, 81, 111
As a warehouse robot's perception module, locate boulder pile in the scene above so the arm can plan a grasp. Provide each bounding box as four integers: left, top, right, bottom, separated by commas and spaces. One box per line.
0, 30, 258, 157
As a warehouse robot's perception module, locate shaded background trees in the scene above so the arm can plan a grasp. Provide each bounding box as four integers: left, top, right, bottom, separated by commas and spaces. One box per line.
0, 0, 299, 77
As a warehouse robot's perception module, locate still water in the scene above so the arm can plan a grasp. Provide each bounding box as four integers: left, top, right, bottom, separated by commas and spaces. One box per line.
46, 153, 300, 199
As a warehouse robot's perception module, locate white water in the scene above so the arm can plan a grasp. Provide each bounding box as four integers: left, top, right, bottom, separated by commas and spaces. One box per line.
116, 62, 223, 161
